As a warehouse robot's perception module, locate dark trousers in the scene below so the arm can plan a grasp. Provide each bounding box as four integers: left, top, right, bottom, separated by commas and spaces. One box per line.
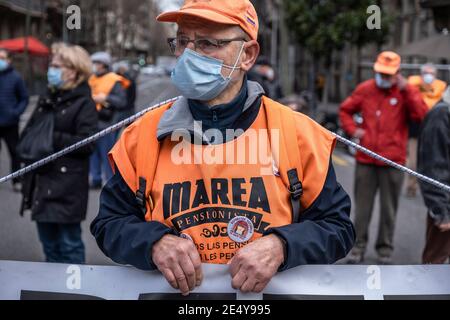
36, 222, 85, 264
423, 216, 450, 264
89, 133, 115, 184
0, 124, 20, 183
353, 163, 405, 257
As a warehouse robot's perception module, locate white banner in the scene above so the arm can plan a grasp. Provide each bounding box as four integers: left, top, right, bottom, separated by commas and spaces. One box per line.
1, 261, 450, 300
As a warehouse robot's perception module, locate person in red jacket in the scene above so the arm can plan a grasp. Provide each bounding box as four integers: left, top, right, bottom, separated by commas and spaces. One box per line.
340, 51, 428, 264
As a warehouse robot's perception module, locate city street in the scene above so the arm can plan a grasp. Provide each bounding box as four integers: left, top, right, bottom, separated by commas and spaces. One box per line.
0, 75, 428, 266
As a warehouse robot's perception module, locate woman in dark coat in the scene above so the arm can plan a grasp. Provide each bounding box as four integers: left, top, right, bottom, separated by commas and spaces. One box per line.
20, 43, 98, 264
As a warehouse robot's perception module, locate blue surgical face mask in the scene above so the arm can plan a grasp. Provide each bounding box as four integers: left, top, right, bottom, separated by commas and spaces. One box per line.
0, 59, 9, 71
47, 67, 63, 88
422, 73, 435, 85
375, 73, 393, 89
171, 44, 245, 101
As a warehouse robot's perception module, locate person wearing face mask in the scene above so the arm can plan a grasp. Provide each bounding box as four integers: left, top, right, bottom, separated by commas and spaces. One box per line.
88, 52, 129, 189
340, 51, 429, 264
0, 48, 29, 192
91, 0, 355, 296
408, 64, 447, 110
405, 65, 447, 198
20, 43, 98, 264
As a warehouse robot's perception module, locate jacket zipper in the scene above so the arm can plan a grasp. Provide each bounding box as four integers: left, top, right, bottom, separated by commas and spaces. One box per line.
374, 93, 385, 158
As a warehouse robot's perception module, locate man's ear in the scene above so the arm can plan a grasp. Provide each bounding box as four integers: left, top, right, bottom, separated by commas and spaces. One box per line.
240, 40, 260, 72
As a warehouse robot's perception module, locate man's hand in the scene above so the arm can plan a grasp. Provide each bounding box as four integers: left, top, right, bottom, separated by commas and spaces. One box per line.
353, 128, 365, 139
93, 93, 107, 104
152, 234, 203, 296
229, 234, 285, 293
438, 222, 450, 232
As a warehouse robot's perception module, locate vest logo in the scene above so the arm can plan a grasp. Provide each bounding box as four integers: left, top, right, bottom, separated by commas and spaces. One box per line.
162, 177, 271, 219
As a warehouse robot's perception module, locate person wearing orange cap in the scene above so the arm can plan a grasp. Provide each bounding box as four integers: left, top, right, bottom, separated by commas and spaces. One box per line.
340, 51, 428, 264
91, 0, 355, 295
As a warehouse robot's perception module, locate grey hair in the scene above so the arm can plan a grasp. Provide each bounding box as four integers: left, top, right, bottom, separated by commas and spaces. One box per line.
421, 63, 437, 74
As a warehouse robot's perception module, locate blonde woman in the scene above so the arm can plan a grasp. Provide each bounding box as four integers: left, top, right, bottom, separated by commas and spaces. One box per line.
20, 43, 98, 264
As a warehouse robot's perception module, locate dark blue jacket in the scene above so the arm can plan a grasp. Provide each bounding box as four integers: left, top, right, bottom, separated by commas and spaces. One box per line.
418, 101, 450, 225
91, 162, 355, 271
0, 66, 29, 126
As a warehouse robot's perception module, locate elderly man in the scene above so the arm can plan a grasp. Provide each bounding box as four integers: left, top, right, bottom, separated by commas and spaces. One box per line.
408, 63, 447, 110
91, 0, 355, 296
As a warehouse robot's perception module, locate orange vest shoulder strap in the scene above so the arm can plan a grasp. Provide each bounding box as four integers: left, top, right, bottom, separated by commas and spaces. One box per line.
89, 73, 130, 110
135, 103, 173, 220
263, 96, 303, 222
104, 72, 129, 87
115, 74, 131, 89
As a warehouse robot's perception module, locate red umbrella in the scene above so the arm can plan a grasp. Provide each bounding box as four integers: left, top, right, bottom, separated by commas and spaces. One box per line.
0, 36, 49, 56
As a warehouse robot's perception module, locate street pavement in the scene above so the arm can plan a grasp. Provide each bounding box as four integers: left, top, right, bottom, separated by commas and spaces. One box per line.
0, 75, 428, 266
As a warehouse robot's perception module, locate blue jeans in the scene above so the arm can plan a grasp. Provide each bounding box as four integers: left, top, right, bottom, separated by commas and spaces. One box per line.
36, 222, 85, 264
89, 133, 115, 184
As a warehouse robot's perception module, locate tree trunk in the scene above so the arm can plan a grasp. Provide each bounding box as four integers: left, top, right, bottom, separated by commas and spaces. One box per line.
309, 56, 319, 118
356, 46, 362, 85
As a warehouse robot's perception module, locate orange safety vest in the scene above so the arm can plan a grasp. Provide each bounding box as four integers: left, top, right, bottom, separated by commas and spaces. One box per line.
89, 72, 130, 111
109, 96, 336, 264
408, 75, 447, 109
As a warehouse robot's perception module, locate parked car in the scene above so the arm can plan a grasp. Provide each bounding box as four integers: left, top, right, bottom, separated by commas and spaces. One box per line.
156, 56, 177, 76
140, 65, 166, 77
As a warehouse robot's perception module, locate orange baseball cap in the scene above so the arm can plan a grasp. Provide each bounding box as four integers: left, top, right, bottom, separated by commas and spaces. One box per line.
156, 0, 259, 41
374, 51, 401, 75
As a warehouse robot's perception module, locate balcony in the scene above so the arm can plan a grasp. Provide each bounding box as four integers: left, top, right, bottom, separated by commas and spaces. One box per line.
0, 0, 46, 17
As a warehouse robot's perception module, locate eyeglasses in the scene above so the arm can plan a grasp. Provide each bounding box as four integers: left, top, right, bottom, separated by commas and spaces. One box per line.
167, 36, 246, 55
